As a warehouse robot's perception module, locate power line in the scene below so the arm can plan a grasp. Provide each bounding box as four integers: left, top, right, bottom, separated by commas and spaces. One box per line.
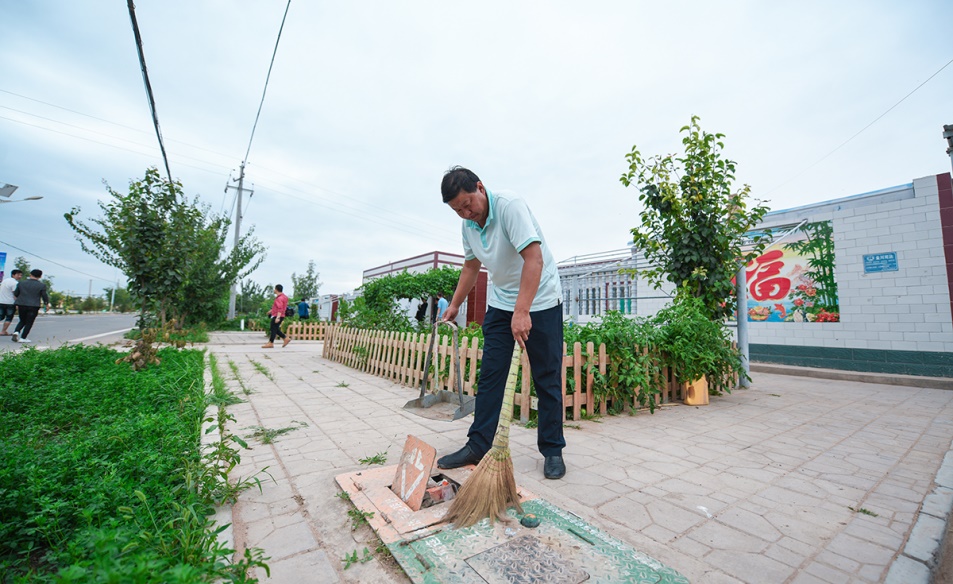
243, 0, 292, 166
0, 239, 113, 282
764, 55, 953, 196
126, 0, 174, 185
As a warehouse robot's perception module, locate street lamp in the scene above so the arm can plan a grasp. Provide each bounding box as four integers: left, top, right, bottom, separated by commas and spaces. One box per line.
0, 196, 43, 204
0, 183, 43, 204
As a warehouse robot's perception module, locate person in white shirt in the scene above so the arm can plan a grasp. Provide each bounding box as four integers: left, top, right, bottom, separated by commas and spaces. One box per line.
0, 269, 23, 336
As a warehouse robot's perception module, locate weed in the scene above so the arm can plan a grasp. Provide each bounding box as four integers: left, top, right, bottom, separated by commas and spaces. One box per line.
768, 393, 781, 397
848, 506, 879, 517
564, 423, 582, 430
359, 451, 388, 465
249, 359, 274, 381
342, 547, 374, 569
348, 508, 375, 530
337, 381, 350, 388
248, 421, 308, 445
208, 354, 243, 406
229, 359, 254, 394
580, 411, 603, 422
336, 491, 351, 501
525, 419, 538, 429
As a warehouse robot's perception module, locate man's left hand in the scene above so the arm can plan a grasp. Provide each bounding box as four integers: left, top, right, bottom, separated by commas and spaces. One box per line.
512, 311, 532, 349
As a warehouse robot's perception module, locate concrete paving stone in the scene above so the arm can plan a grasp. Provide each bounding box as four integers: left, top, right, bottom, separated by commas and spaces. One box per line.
639, 523, 679, 544
825, 532, 893, 566
597, 495, 653, 531
921, 486, 953, 519
245, 517, 318, 561
714, 506, 783, 542
762, 540, 809, 569
804, 559, 854, 584
685, 520, 766, 553
904, 512, 946, 564
705, 549, 796, 583
843, 516, 905, 550
816, 549, 862, 574
790, 572, 831, 584
883, 555, 930, 584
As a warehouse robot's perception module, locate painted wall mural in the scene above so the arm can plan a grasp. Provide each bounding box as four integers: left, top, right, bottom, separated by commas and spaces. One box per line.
744, 221, 840, 323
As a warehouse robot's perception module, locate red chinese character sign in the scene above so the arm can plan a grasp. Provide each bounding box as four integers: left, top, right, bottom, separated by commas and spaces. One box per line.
743, 221, 840, 323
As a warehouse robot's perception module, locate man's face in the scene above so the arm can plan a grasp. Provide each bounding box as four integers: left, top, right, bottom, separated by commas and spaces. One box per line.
13, 273, 21, 280
274, 288, 280, 295
447, 182, 489, 225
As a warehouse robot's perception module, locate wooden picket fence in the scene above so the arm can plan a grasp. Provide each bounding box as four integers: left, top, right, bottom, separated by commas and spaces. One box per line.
249, 320, 331, 341
322, 325, 689, 422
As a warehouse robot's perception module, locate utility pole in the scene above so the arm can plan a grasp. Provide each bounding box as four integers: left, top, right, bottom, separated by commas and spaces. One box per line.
944, 124, 953, 174
225, 163, 253, 319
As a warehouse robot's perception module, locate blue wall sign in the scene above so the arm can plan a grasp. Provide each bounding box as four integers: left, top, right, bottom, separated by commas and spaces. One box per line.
863, 252, 898, 273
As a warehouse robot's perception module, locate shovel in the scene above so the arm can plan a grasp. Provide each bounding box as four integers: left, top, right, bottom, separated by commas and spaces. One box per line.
403, 321, 476, 421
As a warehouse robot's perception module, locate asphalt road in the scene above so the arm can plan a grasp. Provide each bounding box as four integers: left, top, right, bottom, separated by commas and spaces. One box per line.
0, 313, 139, 353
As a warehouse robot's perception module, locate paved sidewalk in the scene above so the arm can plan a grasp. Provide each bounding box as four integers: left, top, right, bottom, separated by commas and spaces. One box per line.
206, 332, 953, 583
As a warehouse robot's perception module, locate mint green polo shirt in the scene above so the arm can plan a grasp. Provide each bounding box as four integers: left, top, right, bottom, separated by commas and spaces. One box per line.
462, 190, 563, 312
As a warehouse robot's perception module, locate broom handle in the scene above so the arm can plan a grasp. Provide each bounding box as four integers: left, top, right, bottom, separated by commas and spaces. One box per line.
490, 348, 522, 450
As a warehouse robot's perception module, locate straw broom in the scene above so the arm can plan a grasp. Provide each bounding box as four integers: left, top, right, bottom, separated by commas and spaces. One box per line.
443, 347, 523, 527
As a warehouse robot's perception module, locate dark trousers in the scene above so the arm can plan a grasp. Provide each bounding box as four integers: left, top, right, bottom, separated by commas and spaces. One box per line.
14, 306, 39, 339
269, 316, 286, 343
467, 304, 565, 458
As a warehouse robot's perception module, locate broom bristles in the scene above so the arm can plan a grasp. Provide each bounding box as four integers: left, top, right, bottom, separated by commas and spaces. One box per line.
443, 446, 523, 528
443, 348, 524, 528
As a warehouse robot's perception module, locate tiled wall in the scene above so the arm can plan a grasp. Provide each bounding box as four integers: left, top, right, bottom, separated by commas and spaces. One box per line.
749, 173, 953, 356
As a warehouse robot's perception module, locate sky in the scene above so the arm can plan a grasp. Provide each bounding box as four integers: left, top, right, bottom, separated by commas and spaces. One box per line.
1, 1, 951, 299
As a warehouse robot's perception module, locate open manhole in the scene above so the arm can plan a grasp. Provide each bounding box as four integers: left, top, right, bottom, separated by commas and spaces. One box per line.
335, 436, 688, 583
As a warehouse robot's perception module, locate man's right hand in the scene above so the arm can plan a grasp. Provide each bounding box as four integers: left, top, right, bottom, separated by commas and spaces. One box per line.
441, 304, 459, 322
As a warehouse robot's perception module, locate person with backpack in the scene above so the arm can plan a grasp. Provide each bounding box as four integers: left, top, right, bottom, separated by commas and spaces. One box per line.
297, 298, 310, 320
263, 284, 290, 348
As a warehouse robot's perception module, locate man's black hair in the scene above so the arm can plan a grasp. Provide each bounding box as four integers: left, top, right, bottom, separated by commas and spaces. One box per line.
11, 269, 22, 276
30, 269, 42, 278
275, 284, 283, 292
441, 166, 480, 203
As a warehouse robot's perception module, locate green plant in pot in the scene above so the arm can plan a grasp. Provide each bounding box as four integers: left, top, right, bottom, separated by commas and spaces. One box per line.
652, 289, 747, 400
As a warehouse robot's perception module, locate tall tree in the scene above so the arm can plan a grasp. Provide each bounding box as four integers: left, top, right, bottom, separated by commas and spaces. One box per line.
621, 116, 770, 319
65, 167, 265, 327
290, 260, 321, 301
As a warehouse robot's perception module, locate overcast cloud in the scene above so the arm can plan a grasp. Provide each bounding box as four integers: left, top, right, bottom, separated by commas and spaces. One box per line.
1, 1, 951, 298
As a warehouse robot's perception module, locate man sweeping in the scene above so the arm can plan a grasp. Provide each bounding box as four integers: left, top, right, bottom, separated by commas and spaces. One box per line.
437, 166, 566, 481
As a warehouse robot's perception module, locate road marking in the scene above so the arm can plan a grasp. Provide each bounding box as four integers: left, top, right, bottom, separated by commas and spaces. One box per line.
70, 328, 134, 343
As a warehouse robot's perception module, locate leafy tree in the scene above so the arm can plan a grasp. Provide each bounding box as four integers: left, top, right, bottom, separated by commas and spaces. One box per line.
342, 266, 461, 330
621, 116, 770, 319
103, 287, 134, 313
65, 168, 265, 327
290, 260, 321, 301
237, 280, 270, 315
13, 256, 29, 274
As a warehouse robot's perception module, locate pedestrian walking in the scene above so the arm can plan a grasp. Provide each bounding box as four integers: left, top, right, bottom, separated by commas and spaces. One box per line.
12, 269, 51, 344
0, 269, 23, 336
263, 284, 290, 348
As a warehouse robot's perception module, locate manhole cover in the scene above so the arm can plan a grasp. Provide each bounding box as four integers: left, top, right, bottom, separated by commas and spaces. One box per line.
465, 535, 589, 583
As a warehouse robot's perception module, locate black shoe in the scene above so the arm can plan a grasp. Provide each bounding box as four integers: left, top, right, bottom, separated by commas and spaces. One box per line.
437, 445, 482, 469
544, 455, 566, 479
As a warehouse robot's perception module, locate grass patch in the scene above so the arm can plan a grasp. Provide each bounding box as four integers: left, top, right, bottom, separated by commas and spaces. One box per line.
336, 381, 350, 388
0, 345, 268, 582
228, 359, 254, 395
248, 359, 274, 381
